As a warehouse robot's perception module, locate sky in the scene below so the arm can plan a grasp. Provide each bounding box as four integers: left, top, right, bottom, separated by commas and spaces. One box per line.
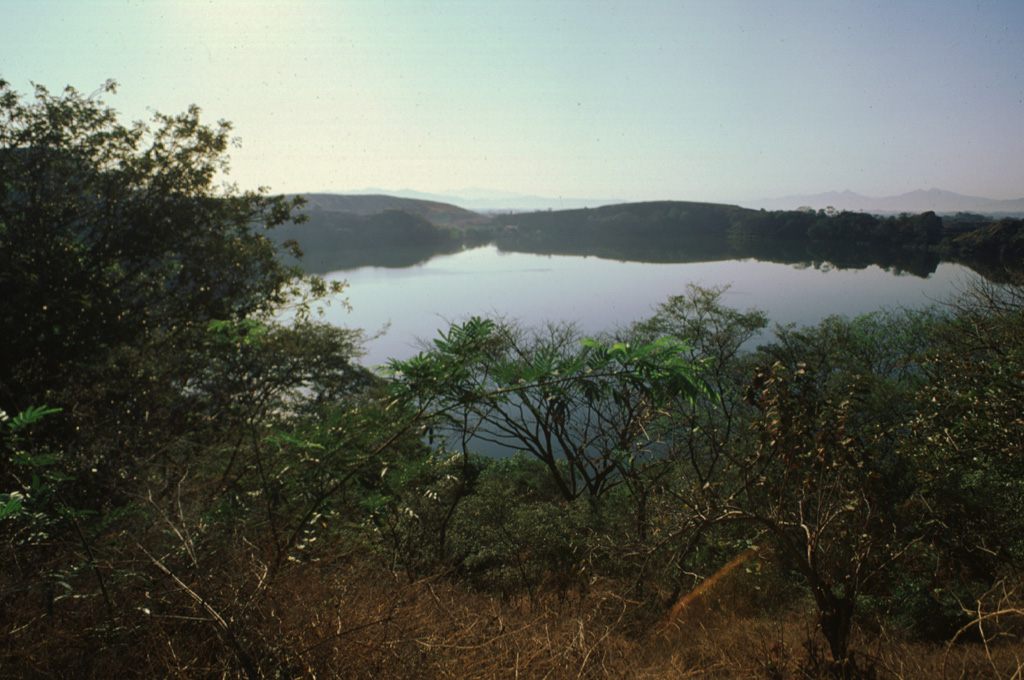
2, 0, 1023, 204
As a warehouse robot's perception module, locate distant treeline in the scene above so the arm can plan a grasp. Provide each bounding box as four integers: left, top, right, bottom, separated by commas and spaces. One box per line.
270, 197, 1024, 275
736, 207, 1024, 271
730, 208, 944, 246
493, 202, 1024, 274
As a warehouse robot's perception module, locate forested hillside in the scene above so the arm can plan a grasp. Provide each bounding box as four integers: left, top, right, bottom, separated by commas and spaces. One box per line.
267, 194, 492, 270
3, 80, 1024, 679
297, 192, 488, 227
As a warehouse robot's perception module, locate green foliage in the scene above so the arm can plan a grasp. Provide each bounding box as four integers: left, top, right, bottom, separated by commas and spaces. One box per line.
361, 448, 480, 576
386, 316, 708, 501
633, 284, 769, 360
5, 404, 62, 432
447, 458, 597, 596
904, 277, 1024, 575
755, 309, 936, 456
5, 75, 1024, 677
625, 286, 766, 561
631, 284, 767, 453
0, 78, 342, 411
492, 200, 748, 262
731, 208, 944, 250
630, 302, 950, 663
283, 207, 455, 250
941, 217, 1024, 268
0, 404, 82, 543
0, 78, 355, 523
0, 79, 369, 676
877, 560, 976, 641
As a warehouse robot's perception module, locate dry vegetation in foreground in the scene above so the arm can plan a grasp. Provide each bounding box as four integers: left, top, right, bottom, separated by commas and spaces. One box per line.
4, 545, 1023, 680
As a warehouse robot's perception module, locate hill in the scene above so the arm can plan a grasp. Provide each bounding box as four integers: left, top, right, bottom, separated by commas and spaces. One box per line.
268, 194, 493, 271
493, 200, 753, 237
338, 187, 620, 211
294, 193, 490, 228
491, 200, 756, 261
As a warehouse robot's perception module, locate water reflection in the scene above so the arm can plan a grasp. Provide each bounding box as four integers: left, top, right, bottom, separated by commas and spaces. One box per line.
320, 246, 974, 368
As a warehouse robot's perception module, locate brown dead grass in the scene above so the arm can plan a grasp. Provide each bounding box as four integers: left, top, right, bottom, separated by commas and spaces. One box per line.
3, 543, 1024, 679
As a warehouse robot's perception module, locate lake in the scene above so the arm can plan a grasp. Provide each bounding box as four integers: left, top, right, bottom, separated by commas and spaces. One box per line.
318, 245, 977, 368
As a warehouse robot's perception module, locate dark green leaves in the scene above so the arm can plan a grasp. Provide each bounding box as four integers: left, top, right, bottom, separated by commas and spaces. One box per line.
384, 317, 708, 500
6, 405, 62, 433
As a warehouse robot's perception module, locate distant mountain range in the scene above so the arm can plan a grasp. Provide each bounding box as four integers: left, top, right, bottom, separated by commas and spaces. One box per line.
335, 188, 620, 212
739, 189, 1024, 215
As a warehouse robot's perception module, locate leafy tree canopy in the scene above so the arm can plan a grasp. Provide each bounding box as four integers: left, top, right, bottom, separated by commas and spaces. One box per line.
386, 316, 709, 501
0, 78, 336, 411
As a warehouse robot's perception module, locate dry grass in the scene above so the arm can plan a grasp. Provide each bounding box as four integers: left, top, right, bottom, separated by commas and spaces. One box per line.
3, 542, 1024, 679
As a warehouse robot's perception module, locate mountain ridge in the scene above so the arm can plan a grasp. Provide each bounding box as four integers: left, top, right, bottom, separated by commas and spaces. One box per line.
739, 189, 1024, 214
292, 192, 488, 228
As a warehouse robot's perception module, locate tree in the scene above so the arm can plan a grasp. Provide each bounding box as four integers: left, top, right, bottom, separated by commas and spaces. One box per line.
727, 360, 912, 670
626, 286, 767, 579
631, 284, 768, 494
0, 78, 347, 509
0, 78, 331, 413
907, 276, 1024, 578
0, 79, 370, 677
386, 317, 707, 503
650, 308, 938, 670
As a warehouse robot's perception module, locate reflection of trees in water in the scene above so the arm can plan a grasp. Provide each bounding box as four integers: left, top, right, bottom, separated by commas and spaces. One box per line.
788, 241, 943, 278
295, 230, 1013, 283
495, 233, 947, 279
948, 257, 1024, 283
295, 243, 466, 274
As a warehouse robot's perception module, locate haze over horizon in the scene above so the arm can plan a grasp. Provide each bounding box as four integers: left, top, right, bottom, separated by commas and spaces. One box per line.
3, 0, 1022, 205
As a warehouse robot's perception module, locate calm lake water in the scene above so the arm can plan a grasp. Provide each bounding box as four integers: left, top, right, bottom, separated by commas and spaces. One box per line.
320, 245, 976, 368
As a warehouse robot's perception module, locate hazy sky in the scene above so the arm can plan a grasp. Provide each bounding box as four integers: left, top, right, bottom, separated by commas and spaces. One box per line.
3, 0, 1022, 203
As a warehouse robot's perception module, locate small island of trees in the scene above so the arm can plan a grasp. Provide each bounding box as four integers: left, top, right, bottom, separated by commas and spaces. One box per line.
2, 80, 1023, 679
